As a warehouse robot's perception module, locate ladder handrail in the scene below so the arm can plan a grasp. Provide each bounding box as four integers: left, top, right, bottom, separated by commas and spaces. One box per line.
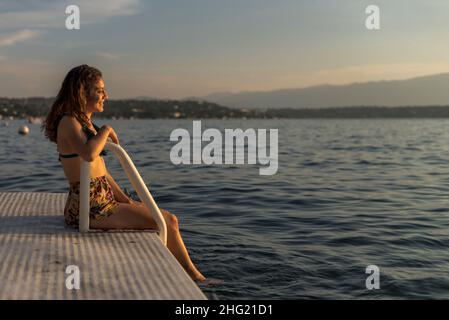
78, 142, 167, 246
78, 160, 90, 233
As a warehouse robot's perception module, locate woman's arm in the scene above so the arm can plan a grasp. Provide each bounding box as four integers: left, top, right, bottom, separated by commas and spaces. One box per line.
105, 171, 131, 204
61, 116, 111, 162
62, 116, 113, 162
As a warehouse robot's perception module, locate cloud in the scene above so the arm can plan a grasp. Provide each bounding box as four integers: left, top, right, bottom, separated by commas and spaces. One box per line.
0, 29, 40, 46
81, 0, 141, 18
0, 0, 142, 30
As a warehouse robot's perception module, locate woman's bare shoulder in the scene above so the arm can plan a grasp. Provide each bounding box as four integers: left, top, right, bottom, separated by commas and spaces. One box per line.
59, 115, 82, 129
58, 115, 83, 137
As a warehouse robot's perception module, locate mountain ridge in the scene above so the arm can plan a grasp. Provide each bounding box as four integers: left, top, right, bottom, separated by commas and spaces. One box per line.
194, 72, 449, 109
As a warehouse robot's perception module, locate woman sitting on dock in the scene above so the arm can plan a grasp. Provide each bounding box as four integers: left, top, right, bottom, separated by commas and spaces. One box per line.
42, 64, 206, 282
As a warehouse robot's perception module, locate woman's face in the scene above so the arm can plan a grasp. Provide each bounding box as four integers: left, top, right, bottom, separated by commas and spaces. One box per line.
86, 78, 108, 114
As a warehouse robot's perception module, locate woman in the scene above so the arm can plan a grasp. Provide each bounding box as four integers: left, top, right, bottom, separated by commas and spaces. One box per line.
42, 64, 206, 282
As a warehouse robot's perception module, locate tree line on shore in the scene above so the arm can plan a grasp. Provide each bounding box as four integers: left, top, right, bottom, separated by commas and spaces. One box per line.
1, 97, 449, 119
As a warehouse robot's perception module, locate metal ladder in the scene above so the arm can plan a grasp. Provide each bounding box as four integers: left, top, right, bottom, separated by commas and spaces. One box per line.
78, 142, 167, 245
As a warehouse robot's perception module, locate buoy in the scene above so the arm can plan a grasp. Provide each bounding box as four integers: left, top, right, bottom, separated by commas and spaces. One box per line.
18, 125, 29, 135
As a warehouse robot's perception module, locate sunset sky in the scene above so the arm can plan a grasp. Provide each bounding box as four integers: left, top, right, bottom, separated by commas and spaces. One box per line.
0, 0, 449, 99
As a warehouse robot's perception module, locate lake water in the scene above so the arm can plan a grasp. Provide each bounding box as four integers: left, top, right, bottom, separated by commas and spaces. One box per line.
2, 118, 449, 299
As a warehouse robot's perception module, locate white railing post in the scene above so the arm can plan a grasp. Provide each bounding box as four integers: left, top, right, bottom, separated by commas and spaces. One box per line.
79, 160, 91, 233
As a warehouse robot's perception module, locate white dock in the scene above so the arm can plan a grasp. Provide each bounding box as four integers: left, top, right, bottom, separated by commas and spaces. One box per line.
0, 192, 207, 300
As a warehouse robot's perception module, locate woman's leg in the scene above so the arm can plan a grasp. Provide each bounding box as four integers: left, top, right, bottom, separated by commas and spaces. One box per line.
90, 202, 205, 281
162, 210, 206, 281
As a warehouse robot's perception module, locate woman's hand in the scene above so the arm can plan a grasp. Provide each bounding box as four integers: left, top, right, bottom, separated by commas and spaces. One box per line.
101, 125, 119, 145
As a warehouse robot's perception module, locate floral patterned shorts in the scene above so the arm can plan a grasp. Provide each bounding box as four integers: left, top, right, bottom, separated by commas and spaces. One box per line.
64, 175, 119, 227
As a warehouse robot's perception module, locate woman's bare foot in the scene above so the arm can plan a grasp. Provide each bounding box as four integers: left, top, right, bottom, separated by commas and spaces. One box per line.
188, 269, 224, 287
187, 269, 206, 282
196, 278, 224, 287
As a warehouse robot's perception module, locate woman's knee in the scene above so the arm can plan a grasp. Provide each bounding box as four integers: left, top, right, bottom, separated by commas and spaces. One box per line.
162, 209, 179, 229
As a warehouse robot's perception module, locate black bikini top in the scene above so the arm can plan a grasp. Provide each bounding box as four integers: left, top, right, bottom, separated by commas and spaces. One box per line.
58, 120, 108, 162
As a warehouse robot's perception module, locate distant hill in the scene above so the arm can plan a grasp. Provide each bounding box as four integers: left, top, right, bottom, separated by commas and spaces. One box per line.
0, 97, 263, 119
133, 96, 159, 101
4, 97, 449, 119
197, 72, 449, 109
3, 97, 449, 119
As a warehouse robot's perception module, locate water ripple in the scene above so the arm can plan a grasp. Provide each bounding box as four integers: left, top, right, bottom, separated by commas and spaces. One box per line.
3, 118, 449, 299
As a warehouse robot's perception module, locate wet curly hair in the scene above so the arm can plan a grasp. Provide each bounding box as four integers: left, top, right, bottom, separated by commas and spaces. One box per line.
42, 64, 102, 143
